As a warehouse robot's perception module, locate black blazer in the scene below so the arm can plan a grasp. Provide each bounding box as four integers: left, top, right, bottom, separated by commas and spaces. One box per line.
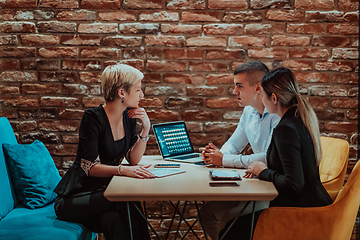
54, 104, 138, 197
258, 106, 332, 208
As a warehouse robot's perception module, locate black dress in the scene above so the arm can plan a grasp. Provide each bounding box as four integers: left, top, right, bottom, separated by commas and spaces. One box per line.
54, 104, 151, 240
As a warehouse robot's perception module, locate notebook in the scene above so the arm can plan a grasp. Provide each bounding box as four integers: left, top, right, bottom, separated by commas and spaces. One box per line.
152, 121, 204, 163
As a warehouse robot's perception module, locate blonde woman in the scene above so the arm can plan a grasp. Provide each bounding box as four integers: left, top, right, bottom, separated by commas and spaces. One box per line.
54, 64, 154, 240
220, 68, 332, 239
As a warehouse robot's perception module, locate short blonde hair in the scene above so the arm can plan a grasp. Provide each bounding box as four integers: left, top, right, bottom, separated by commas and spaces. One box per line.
101, 63, 144, 102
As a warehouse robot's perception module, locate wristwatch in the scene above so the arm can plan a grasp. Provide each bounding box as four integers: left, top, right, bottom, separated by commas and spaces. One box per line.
139, 135, 149, 141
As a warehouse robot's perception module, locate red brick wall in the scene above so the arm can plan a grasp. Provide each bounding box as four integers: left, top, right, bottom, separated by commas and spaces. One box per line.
0, 0, 358, 175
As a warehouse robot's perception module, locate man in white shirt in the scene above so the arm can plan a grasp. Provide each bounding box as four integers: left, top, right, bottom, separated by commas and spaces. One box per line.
199, 61, 280, 240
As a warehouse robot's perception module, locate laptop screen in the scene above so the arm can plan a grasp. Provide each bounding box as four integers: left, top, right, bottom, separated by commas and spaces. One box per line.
152, 121, 194, 157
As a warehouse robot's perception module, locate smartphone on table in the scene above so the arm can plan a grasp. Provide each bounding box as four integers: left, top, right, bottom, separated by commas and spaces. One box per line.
154, 163, 181, 168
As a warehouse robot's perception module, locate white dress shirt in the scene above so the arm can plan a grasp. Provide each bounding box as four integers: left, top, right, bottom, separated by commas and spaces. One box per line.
221, 106, 280, 168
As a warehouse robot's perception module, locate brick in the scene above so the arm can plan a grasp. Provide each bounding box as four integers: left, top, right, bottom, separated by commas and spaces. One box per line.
293, 72, 329, 83
0, 35, 18, 45
10, 121, 37, 132
347, 110, 358, 120
22, 59, 60, 70
81, 0, 121, 9
0, 59, 20, 70
40, 96, 79, 107
313, 36, 350, 47
0, 0, 36, 8
182, 110, 221, 121
0, 71, 37, 82
332, 98, 358, 108
32, 10, 54, 20
223, 110, 242, 120
38, 47, 77, 58
206, 74, 233, 85
38, 21, 76, 33
0, 21, 35, 33
13, 11, 34, 20
139, 11, 179, 21
287, 23, 324, 34
145, 36, 185, 47
57, 10, 96, 21
164, 74, 203, 84
187, 37, 227, 47
62, 134, 80, 143
348, 87, 358, 97
206, 49, 246, 60
0, 47, 36, 58
189, 62, 228, 72
266, 10, 304, 21
244, 23, 285, 34
332, 48, 358, 60
117, 59, 144, 71
224, 11, 262, 22
58, 109, 84, 120
161, 24, 201, 34
102, 36, 142, 47
305, 10, 344, 22
164, 97, 203, 109
206, 98, 239, 108
187, 86, 225, 96
63, 60, 101, 71
21, 83, 61, 94
295, 0, 334, 9
229, 36, 268, 47
1, 86, 19, 94
339, 0, 359, 10
142, 73, 161, 83
315, 60, 354, 72
203, 24, 243, 35
81, 47, 120, 58
165, 49, 202, 60
309, 85, 347, 97
166, 0, 206, 9
21, 34, 59, 46
19, 132, 60, 144
1, 96, 39, 107
144, 86, 184, 96
146, 110, 179, 121
78, 23, 117, 34
80, 72, 101, 83
119, 23, 159, 34
204, 122, 237, 133
40, 72, 78, 83
99, 11, 136, 21
289, 48, 329, 58
182, 12, 222, 22
82, 96, 104, 107
344, 12, 359, 22
250, 0, 291, 9
248, 48, 287, 59
63, 84, 101, 95
124, 48, 161, 59
123, 0, 162, 9
208, 0, 248, 9
278, 60, 312, 71
271, 35, 310, 46
309, 97, 329, 109
315, 110, 345, 121
190, 133, 227, 147
61, 35, 101, 46
146, 60, 186, 72
39, 120, 79, 132
332, 73, 358, 84
0, 10, 14, 20
139, 98, 162, 108
18, 108, 57, 120
327, 24, 359, 35
325, 122, 357, 132
39, 0, 79, 8
48, 144, 79, 156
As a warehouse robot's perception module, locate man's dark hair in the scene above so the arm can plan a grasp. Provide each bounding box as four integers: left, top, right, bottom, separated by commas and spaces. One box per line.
234, 61, 269, 76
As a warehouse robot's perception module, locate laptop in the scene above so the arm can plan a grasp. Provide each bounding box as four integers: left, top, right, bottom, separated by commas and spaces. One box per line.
152, 121, 204, 163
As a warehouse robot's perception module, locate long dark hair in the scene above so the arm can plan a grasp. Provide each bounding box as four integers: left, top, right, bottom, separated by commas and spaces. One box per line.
261, 68, 322, 166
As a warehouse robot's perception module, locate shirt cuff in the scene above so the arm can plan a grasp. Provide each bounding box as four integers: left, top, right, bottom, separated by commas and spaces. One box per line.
222, 154, 245, 168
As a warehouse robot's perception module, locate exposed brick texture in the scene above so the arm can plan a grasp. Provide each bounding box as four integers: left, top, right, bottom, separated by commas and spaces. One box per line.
0, 0, 358, 238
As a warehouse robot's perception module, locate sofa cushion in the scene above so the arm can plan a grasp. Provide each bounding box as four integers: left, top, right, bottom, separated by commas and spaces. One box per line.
2, 140, 61, 209
0, 203, 97, 240
0, 117, 18, 220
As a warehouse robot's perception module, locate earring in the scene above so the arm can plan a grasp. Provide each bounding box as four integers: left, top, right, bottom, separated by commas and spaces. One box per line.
121, 97, 124, 103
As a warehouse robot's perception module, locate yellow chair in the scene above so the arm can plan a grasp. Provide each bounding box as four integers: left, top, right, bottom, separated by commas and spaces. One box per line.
252, 159, 360, 240
319, 136, 349, 200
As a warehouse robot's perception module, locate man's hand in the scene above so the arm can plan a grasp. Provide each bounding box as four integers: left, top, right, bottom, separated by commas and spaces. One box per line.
200, 143, 223, 166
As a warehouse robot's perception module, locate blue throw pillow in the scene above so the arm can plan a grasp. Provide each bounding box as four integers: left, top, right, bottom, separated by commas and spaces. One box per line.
2, 140, 61, 209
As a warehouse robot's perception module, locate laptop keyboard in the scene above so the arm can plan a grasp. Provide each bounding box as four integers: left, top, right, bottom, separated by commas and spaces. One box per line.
173, 153, 200, 160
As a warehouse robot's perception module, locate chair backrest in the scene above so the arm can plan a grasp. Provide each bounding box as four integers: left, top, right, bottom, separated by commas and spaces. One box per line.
0, 117, 18, 220
319, 136, 349, 192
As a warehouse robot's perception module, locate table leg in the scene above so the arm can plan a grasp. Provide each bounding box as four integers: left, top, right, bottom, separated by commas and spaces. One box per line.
166, 201, 180, 240
132, 202, 162, 240
195, 201, 209, 240
174, 201, 188, 239
249, 201, 256, 240
219, 201, 251, 240
127, 202, 133, 240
